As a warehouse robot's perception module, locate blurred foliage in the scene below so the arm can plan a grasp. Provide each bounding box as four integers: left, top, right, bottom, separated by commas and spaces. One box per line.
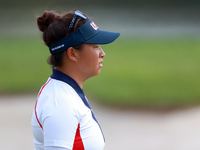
1, 0, 200, 8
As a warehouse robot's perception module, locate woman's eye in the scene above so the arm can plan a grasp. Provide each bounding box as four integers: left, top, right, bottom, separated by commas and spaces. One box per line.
93, 45, 100, 49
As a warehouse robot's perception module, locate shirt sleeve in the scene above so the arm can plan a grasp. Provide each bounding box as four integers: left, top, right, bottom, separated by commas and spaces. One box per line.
42, 96, 80, 149
45, 146, 70, 150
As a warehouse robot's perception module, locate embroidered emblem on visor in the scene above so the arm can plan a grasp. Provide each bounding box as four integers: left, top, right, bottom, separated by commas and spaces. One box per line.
90, 22, 99, 30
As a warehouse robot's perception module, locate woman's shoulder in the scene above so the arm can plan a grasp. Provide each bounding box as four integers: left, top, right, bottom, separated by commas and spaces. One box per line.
39, 78, 82, 107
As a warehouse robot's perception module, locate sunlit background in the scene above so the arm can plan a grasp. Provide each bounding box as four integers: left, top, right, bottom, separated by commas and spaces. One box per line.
1, 0, 200, 149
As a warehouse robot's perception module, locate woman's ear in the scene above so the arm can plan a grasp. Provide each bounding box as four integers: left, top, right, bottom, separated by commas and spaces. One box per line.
65, 47, 78, 62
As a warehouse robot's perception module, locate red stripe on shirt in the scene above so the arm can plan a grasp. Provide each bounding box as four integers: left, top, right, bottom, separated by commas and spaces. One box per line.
73, 123, 84, 150
34, 78, 51, 130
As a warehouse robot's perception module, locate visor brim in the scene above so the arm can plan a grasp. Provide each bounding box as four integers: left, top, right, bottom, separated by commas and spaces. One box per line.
85, 30, 120, 44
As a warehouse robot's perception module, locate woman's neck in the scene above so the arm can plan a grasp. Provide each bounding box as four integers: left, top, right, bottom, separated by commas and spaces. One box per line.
55, 67, 85, 89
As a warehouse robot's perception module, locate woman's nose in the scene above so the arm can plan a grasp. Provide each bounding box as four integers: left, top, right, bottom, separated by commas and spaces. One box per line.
100, 47, 105, 58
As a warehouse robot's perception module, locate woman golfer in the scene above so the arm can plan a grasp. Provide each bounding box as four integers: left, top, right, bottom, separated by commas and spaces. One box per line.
31, 10, 120, 150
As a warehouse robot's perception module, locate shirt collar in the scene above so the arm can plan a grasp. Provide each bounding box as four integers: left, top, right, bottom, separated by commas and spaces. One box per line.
50, 69, 91, 109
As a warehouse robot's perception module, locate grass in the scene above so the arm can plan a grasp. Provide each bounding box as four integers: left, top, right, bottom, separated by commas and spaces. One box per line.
1, 36, 200, 108
84, 37, 200, 108
0, 37, 52, 93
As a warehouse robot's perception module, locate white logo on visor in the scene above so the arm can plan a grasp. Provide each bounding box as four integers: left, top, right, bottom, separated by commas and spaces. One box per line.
90, 22, 99, 30
52, 44, 64, 51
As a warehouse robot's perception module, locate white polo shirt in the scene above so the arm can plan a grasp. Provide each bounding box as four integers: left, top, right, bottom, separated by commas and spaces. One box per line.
31, 69, 105, 150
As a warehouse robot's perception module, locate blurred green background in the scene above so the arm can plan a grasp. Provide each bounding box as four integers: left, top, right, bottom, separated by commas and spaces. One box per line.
1, 0, 200, 109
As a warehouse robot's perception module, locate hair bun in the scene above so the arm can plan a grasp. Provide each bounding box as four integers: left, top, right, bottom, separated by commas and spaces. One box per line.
37, 11, 60, 32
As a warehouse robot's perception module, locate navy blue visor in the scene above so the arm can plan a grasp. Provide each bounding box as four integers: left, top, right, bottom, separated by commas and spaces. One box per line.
49, 19, 120, 54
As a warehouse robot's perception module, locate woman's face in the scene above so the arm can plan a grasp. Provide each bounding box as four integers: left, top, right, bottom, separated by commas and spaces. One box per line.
76, 43, 105, 79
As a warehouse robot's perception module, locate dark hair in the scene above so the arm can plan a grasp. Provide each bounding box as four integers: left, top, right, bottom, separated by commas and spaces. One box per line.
37, 10, 89, 67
